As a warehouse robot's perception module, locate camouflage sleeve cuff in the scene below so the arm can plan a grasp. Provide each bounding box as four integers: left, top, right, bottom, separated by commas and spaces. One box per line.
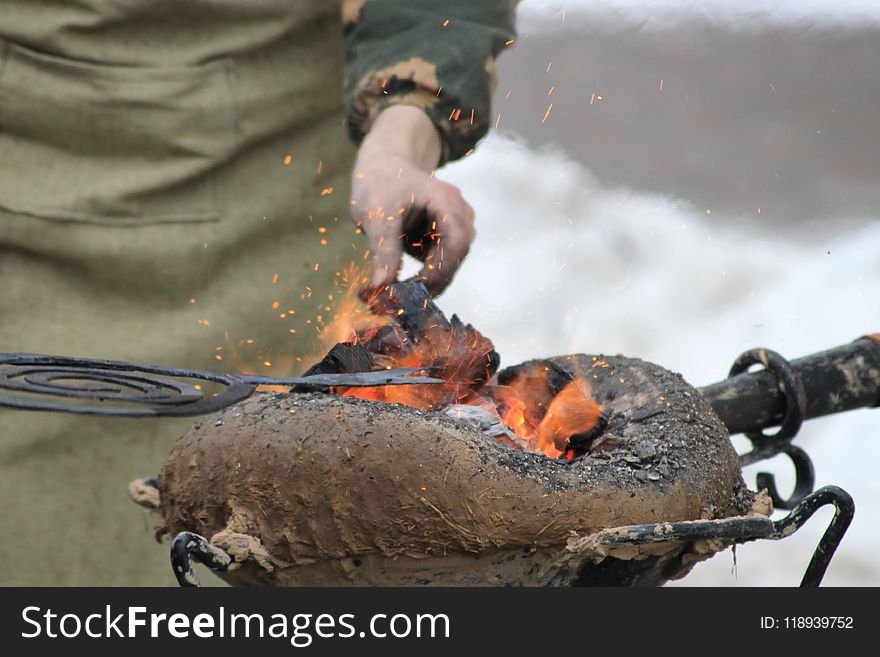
343, 0, 517, 165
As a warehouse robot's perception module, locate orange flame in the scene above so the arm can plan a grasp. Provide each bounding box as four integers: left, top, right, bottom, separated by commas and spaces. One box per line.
538, 380, 604, 453
493, 369, 603, 459
318, 264, 390, 351
318, 267, 604, 460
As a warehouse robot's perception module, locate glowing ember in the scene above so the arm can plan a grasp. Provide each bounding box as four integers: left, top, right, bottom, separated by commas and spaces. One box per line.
314, 275, 605, 460
489, 360, 604, 459
539, 380, 604, 453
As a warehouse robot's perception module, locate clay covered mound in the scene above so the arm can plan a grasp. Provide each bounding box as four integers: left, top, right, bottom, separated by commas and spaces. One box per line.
157, 354, 755, 586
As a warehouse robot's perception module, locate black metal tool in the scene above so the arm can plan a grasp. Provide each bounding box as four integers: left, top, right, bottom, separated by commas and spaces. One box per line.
701, 335, 880, 437
699, 335, 880, 510
0, 352, 442, 417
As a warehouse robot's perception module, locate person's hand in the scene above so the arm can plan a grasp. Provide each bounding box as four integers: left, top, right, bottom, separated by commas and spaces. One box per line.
350, 105, 475, 296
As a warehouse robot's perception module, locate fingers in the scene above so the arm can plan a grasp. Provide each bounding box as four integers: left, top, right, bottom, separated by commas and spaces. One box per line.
349, 156, 476, 296
370, 224, 404, 289
416, 185, 476, 296
357, 206, 404, 289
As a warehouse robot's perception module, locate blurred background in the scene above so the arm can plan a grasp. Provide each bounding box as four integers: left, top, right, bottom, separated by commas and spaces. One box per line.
417, 0, 879, 586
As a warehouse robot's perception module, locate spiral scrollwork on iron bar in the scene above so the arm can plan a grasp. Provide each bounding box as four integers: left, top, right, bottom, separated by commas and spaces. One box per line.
728, 347, 813, 509
0, 353, 441, 418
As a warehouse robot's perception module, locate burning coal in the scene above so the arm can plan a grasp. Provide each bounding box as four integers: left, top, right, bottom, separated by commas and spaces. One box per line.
308, 276, 606, 459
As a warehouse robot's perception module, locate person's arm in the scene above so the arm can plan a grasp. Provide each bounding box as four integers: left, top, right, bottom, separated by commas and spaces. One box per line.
344, 0, 517, 295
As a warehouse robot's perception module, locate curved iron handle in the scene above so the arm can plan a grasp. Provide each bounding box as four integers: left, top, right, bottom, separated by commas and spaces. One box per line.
170, 532, 231, 587
579, 485, 854, 587
770, 485, 855, 587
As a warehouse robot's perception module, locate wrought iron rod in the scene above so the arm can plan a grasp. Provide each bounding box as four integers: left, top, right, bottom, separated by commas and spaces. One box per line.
699, 335, 880, 437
